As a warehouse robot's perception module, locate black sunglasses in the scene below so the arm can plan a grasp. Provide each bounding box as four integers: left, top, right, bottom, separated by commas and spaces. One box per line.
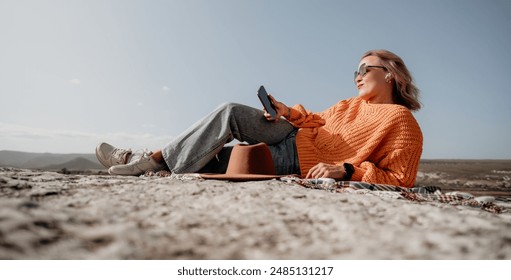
354, 63, 387, 81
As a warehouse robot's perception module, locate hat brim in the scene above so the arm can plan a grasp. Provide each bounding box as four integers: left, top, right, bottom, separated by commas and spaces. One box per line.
199, 173, 281, 181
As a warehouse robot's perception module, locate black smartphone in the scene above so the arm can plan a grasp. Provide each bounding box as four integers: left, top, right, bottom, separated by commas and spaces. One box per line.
257, 85, 277, 119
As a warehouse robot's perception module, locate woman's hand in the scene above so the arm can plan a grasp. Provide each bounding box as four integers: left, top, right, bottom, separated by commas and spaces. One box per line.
306, 162, 346, 179
263, 94, 290, 121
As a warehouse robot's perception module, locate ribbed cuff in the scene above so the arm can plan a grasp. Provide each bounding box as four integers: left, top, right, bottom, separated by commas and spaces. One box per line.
351, 166, 364, 181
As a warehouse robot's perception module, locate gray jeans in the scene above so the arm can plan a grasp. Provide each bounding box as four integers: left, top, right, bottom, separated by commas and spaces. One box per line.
161, 103, 300, 175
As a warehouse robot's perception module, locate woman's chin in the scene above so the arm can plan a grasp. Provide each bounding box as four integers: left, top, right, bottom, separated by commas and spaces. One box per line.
357, 92, 369, 100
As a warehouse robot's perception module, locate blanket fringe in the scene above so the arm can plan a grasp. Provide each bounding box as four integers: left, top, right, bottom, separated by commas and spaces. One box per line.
281, 177, 503, 214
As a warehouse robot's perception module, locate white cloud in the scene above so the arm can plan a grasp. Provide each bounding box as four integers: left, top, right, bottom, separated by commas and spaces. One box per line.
0, 122, 174, 153
162, 86, 170, 92
137, 102, 144, 107
69, 78, 81, 85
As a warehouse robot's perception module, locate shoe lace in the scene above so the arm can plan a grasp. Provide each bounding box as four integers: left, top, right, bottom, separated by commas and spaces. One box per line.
129, 149, 153, 164
140, 148, 152, 157
112, 148, 132, 164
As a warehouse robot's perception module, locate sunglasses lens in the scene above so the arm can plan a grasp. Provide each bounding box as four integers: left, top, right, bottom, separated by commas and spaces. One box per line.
359, 63, 366, 76
354, 63, 367, 80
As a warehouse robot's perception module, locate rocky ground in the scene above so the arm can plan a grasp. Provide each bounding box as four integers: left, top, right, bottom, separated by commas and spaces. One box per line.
1, 164, 511, 259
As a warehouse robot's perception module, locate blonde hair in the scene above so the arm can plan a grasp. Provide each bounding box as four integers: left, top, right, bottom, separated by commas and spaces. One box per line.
362, 50, 421, 111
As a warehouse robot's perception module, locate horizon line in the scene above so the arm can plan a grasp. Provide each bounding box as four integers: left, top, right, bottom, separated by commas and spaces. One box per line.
1, 149, 511, 161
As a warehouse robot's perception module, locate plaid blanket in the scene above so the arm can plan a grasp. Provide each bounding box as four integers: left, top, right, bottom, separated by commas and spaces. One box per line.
280, 177, 503, 214
142, 171, 504, 214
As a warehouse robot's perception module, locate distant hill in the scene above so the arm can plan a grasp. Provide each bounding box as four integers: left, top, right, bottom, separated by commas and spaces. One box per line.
0, 150, 104, 170
0, 151, 41, 168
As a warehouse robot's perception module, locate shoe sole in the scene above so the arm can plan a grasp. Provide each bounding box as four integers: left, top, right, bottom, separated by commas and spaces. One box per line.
95, 143, 112, 169
108, 165, 143, 176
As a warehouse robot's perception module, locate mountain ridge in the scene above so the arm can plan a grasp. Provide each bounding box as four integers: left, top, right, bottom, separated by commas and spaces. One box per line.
0, 150, 104, 170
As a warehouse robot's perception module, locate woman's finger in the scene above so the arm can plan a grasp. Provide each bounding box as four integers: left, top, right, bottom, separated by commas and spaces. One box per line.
306, 164, 320, 178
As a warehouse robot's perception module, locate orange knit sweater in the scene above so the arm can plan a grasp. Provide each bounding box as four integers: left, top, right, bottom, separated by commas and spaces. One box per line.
288, 97, 423, 187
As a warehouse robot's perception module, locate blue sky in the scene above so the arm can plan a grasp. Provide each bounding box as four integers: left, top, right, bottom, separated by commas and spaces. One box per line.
1, 0, 510, 159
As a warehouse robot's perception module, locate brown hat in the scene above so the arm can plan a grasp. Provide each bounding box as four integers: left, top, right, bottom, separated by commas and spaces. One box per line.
200, 143, 280, 181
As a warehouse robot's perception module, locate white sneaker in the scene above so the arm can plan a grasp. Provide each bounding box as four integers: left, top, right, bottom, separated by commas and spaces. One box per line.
95, 142, 132, 168
108, 153, 165, 176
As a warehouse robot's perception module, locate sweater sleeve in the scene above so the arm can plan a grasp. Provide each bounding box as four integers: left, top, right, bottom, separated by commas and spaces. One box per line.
288, 99, 347, 128
349, 107, 423, 188
351, 144, 423, 187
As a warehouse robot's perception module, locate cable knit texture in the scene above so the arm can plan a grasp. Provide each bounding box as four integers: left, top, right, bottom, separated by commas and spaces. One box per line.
288, 97, 423, 187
